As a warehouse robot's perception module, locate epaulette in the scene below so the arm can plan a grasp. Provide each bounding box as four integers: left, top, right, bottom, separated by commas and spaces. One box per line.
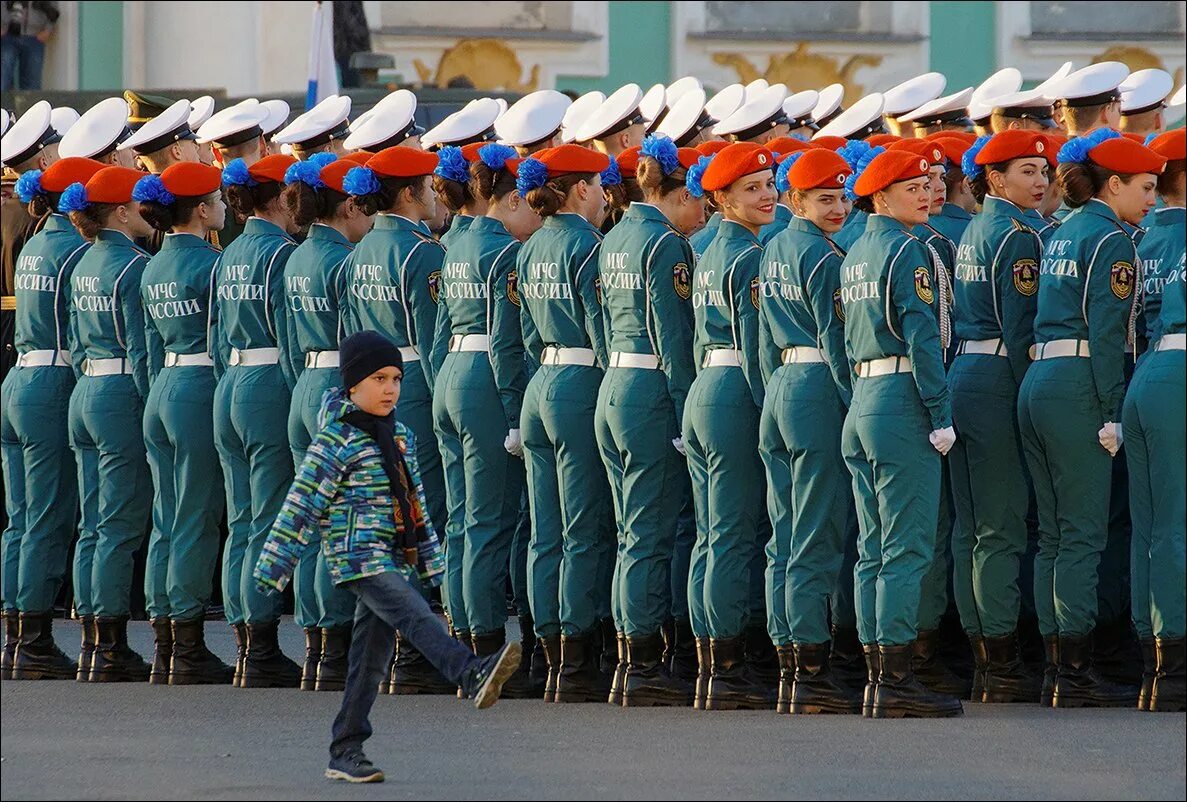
1009, 217, 1033, 234
824, 237, 845, 258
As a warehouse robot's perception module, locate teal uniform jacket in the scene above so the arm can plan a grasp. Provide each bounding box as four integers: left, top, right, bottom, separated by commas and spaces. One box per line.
2, 214, 87, 614
839, 214, 950, 646
757, 215, 852, 646
1025, 207, 1059, 247
1123, 203, 1185, 641
1018, 198, 1139, 638
929, 203, 973, 248
282, 221, 356, 630
212, 216, 298, 626
758, 203, 793, 246
690, 211, 722, 259
833, 208, 869, 252
68, 229, 153, 619
684, 219, 766, 641
344, 213, 447, 536
518, 212, 611, 639
595, 202, 697, 638
947, 196, 1042, 637
431, 215, 527, 636
140, 233, 225, 622
439, 213, 475, 251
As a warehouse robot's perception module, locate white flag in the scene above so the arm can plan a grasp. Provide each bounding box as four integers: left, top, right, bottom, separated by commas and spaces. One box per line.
306, 1, 339, 110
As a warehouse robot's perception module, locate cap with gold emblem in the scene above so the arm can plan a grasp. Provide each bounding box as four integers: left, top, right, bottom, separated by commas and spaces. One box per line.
118, 98, 197, 156
123, 90, 177, 130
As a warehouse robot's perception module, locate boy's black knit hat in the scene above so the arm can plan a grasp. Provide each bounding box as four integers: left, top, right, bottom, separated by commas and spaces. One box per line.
340, 330, 404, 390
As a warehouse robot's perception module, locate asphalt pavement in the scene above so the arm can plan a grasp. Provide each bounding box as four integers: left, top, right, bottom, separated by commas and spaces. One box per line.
2, 618, 1184, 800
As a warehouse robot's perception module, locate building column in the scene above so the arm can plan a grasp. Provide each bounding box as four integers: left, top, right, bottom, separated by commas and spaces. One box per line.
558, 0, 671, 93
929, 1, 996, 88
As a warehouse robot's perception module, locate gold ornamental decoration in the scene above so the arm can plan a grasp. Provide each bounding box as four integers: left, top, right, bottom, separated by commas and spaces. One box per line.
713, 44, 882, 104
414, 39, 540, 92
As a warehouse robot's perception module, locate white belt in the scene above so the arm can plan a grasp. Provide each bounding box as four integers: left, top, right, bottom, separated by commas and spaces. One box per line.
449, 334, 490, 353
163, 351, 214, 368
609, 351, 661, 370
304, 350, 340, 369
1156, 333, 1186, 352
229, 347, 280, 366
82, 357, 132, 377
540, 346, 596, 367
781, 346, 824, 365
855, 356, 912, 377
702, 349, 743, 368
957, 338, 1008, 357
16, 349, 70, 368
1033, 339, 1090, 360
400, 346, 421, 363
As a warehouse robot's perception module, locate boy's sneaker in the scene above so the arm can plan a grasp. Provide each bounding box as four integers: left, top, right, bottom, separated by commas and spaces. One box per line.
472, 641, 523, 710
325, 752, 385, 783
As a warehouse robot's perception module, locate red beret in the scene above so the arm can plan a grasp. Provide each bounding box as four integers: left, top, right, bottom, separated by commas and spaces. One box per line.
810, 135, 848, 152
617, 146, 642, 177
536, 143, 610, 176
676, 147, 702, 169
787, 149, 852, 191
366, 146, 439, 178
1148, 129, 1185, 161
765, 136, 812, 162
1087, 137, 1167, 175
158, 161, 222, 197
84, 166, 148, 204
342, 151, 373, 165
975, 131, 1052, 167
1122, 133, 1144, 143
926, 130, 976, 145
889, 139, 946, 166
695, 140, 730, 157
38, 157, 107, 193
700, 142, 776, 191
319, 160, 356, 194
460, 141, 486, 162
248, 154, 297, 184
853, 150, 931, 197
929, 135, 973, 166
867, 133, 901, 147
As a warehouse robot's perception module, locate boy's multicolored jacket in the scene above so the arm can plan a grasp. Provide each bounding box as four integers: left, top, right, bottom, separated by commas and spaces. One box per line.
254, 386, 445, 593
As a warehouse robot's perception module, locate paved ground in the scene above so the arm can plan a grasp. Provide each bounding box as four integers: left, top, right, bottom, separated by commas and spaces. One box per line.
2, 619, 1184, 801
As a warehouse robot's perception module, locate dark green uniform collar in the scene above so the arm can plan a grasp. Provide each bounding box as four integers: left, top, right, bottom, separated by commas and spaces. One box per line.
244, 216, 292, 238
469, 215, 512, 237
939, 202, 973, 221
865, 214, 911, 234
1151, 206, 1185, 226
42, 213, 73, 233
788, 215, 829, 237
373, 213, 429, 233
307, 222, 352, 244
1081, 198, 1122, 225
544, 212, 599, 234
624, 202, 675, 226
159, 232, 212, 250
982, 196, 1029, 222
95, 228, 139, 246
717, 218, 762, 244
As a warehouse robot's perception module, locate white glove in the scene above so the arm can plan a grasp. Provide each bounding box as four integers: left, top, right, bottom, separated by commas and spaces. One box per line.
504, 428, 524, 458
671, 437, 686, 456
928, 426, 956, 456
1098, 422, 1122, 456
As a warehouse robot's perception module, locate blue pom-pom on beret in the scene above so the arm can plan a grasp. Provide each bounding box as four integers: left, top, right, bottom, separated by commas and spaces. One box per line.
641, 134, 680, 176
221, 158, 256, 188
58, 182, 90, 213
479, 143, 518, 171
285, 159, 325, 189
132, 173, 176, 206
686, 155, 713, 199
515, 157, 550, 196
342, 166, 381, 197
434, 146, 470, 184
962, 135, 993, 180
15, 170, 44, 203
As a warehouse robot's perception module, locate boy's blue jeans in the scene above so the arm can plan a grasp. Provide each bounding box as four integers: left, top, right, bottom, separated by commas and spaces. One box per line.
330, 570, 483, 760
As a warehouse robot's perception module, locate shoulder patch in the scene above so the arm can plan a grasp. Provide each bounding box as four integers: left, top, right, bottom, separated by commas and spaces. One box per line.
833, 287, 845, 322
594, 275, 603, 306
673, 262, 691, 300
1110, 260, 1135, 300
750, 275, 760, 310
427, 270, 441, 304
507, 269, 521, 307
1012, 258, 1039, 296
914, 266, 934, 304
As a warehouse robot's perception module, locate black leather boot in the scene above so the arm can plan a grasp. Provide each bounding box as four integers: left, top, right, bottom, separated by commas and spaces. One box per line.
791, 641, 861, 715
705, 635, 776, 711
390, 631, 455, 695
775, 644, 794, 714
541, 634, 561, 703
1040, 635, 1058, 707
1052, 634, 1137, 708
693, 637, 710, 710
299, 627, 321, 691
607, 631, 626, 706
148, 618, 172, 686
911, 629, 969, 697
1, 609, 17, 680
240, 619, 301, 688
982, 632, 1041, 704
968, 634, 988, 703
556, 631, 608, 703
521, 614, 547, 695
830, 625, 867, 691
77, 615, 96, 683
861, 644, 880, 718
1138, 638, 1156, 711
872, 643, 963, 718
670, 619, 698, 683
90, 616, 151, 683
12, 612, 76, 680
452, 629, 471, 698
598, 618, 618, 677
623, 632, 693, 707
169, 617, 233, 685
745, 625, 780, 688
1149, 637, 1185, 713
1092, 616, 1143, 685
660, 618, 676, 670
316, 625, 352, 691
474, 629, 539, 699
231, 622, 247, 688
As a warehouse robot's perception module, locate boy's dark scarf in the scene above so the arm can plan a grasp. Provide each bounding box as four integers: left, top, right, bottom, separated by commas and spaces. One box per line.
342, 408, 424, 551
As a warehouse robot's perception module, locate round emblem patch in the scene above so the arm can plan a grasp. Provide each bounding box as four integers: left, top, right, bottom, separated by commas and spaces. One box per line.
919, 158, 929, 172
673, 262, 691, 300
758, 153, 768, 165
1012, 258, 1038, 296
427, 270, 441, 305
1036, 140, 1045, 153
1110, 260, 1135, 300
914, 266, 934, 304
507, 270, 521, 307
932, 148, 942, 162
